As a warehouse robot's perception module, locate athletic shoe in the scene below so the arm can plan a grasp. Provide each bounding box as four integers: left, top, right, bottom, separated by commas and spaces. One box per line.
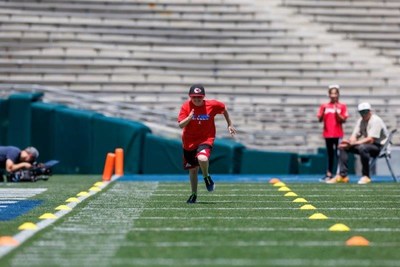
358, 176, 371, 184
204, 175, 215, 192
326, 175, 349, 184
186, 193, 197, 204
319, 175, 332, 183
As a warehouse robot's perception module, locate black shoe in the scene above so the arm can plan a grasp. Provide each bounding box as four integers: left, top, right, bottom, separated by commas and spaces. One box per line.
204, 175, 215, 192
186, 193, 197, 204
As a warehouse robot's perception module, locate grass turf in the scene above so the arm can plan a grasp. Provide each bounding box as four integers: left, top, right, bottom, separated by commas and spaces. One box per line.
1, 180, 400, 267
0, 175, 101, 236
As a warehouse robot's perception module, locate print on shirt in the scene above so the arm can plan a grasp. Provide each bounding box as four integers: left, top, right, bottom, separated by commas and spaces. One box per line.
324, 107, 342, 114
192, 114, 210, 124
193, 114, 210, 120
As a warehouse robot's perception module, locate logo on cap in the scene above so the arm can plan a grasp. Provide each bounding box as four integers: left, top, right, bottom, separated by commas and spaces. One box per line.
189, 84, 205, 96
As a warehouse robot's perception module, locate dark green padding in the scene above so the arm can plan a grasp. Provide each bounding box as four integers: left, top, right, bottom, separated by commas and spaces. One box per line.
91, 116, 151, 174
31, 102, 66, 164
7, 93, 43, 148
0, 99, 9, 145
212, 138, 245, 174
52, 108, 101, 174
142, 134, 186, 174
240, 149, 298, 174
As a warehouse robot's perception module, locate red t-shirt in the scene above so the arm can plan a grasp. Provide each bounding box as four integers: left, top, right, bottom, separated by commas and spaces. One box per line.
317, 102, 348, 138
178, 99, 225, 150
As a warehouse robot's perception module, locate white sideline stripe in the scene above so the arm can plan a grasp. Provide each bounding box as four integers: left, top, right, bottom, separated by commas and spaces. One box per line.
131, 227, 400, 233
0, 176, 118, 259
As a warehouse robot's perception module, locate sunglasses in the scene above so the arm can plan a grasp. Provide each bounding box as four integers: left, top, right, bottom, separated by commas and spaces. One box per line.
359, 110, 370, 116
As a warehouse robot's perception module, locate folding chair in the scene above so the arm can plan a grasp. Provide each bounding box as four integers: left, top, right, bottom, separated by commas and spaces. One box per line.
370, 129, 398, 182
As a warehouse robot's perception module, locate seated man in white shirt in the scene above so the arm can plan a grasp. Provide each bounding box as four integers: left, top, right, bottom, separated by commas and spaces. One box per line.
327, 102, 388, 184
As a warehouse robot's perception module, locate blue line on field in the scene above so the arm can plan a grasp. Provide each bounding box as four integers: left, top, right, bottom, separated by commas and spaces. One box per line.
0, 200, 43, 221
119, 174, 395, 183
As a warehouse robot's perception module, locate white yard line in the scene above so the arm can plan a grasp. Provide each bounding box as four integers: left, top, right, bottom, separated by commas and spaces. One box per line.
0, 188, 47, 198
139, 207, 400, 210
113, 258, 400, 267
149, 199, 400, 203
151, 193, 400, 197
138, 216, 400, 221
129, 227, 400, 233
122, 240, 400, 248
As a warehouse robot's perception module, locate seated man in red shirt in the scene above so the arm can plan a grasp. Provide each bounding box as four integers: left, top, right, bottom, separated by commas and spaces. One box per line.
178, 84, 237, 203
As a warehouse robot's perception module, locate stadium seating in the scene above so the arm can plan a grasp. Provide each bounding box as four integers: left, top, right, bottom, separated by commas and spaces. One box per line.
0, 0, 399, 152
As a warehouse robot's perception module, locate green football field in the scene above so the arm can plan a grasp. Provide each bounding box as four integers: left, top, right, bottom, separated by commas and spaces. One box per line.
1, 175, 400, 267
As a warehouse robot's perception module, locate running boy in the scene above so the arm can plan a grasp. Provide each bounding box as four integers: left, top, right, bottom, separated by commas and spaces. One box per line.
178, 84, 236, 203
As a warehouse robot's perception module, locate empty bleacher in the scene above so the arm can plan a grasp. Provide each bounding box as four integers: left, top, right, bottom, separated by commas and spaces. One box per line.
0, 0, 399, 152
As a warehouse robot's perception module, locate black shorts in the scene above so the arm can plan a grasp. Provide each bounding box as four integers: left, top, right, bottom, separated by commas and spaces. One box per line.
183, 144, 212, 169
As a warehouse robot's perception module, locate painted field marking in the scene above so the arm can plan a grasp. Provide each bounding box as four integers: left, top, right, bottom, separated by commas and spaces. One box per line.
0, 189, 47, 221
8, 182, 158, 267
129, 226, 400, 233
0, 176, 118, 259
137, 216, 400, 221
114, 257, 400, 267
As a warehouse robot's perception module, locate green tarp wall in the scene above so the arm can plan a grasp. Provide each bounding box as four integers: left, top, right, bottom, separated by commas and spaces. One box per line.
30, 103, 151, 174
91, 116, 150, 174
7, 93, 43, 148
142, 135, 245, 174
0, 99, 8, 145
240, 149, 298, 174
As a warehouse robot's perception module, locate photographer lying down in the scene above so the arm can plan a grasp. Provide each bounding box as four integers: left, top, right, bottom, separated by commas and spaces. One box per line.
0, 146, 39, 172
0, 146, 59, 182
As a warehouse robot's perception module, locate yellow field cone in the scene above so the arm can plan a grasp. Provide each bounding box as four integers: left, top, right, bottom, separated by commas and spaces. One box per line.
346, 236, 370, 246
269, 178, 281, 184
55, 205, 72, 211
278, 186, 291, 192
300, 204, 316, 210
94, 182, 104, 187
18, 222, 37, 230
89, 186, 101, 192
66, 197, 80, 203
293, 198, 307, 203
273, 182, 286, 187
284, 192, 298, 197
39, 213, 58, 219
329, 223, 350, 231
0, 236, 19, 246
77, 191, 89, 197
309, 213, 328, 220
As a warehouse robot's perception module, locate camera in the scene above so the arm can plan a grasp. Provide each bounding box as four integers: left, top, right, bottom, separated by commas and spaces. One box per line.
5, 160, 59, 182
